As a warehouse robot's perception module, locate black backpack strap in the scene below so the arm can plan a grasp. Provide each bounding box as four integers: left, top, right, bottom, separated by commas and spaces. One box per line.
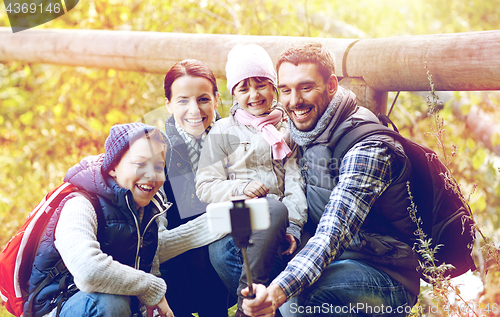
378, 113, 400, 133
55, 273, 71, 317
332, 123, 395, 163
75, 191, 101, 216
26, 260, 68, 317
332, 114, 404, 163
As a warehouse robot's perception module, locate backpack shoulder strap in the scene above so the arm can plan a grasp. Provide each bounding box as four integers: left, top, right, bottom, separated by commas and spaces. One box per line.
74, 190, 101, 215
332, 122, 401, 163
73, 190, 104, 235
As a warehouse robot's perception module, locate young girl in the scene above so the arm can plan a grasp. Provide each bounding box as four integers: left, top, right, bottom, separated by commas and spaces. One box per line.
25, 123, 173, 317
195, 44, 307, 316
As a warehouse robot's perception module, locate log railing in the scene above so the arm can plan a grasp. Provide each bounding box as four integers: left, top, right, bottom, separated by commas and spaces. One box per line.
1, 28, 499, 92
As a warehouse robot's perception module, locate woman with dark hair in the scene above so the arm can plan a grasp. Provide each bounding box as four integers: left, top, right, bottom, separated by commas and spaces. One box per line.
157, 59, 230, 317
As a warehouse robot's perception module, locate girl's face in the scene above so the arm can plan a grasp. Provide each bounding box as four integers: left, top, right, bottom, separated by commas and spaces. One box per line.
166, 75, 219, 136
233, 78, 275, 117
109, 136, 166, 209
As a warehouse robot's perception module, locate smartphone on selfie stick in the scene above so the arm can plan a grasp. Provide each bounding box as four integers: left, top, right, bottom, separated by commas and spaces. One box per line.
206, 197, 270, 298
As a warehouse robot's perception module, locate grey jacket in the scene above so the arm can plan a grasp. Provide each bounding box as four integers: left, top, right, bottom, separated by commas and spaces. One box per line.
196, 109, 308, 241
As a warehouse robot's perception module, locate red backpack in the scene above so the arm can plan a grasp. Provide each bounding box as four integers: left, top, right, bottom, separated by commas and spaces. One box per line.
0, 182, 92, 317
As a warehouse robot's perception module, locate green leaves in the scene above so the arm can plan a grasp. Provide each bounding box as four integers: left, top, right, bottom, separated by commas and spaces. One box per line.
471, 147, 487, 170
491, 133, 500, 147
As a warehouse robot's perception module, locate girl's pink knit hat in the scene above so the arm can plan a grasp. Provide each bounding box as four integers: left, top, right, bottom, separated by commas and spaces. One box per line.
225, 44, 277, 94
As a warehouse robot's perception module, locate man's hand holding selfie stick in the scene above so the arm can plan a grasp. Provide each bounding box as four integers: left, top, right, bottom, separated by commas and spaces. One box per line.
241, 283, 287, 317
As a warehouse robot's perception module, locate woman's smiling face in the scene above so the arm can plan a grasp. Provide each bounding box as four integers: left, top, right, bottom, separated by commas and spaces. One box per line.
166, 75, 219, 136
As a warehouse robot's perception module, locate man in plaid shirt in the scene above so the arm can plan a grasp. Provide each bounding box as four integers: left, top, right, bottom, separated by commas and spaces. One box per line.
241, 43, 420, 316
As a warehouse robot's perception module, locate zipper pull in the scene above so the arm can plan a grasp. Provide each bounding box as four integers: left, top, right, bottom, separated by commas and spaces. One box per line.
135, 237, 144, 269
241, 141, 250, 151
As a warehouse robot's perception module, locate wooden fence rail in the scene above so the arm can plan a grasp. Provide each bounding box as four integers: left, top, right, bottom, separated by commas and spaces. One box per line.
1, 28, 499, 92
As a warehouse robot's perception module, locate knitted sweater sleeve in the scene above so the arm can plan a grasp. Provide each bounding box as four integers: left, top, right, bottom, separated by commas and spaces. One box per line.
157, 213, 226, 263
54, 196, 166, 307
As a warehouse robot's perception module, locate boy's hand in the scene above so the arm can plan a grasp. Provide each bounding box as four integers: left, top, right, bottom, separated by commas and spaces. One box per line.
146, 296, 174, 317
244, 181, 269, 198
282, 233, 297, 255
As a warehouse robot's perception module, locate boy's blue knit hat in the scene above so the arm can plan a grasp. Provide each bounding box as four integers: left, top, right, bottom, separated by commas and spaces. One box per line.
102, 122, 167, 173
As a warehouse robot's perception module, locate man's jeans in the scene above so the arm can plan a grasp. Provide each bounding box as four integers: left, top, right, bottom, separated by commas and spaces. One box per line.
58, 291, 132, 317
209, 197, 288, 309
280, 259, 417, 317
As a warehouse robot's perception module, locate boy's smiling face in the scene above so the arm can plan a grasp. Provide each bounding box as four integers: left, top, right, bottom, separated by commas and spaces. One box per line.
109, 136, 166, 209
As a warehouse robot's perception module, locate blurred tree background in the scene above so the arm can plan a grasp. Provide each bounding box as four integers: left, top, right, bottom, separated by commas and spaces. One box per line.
1, 0, 500, 315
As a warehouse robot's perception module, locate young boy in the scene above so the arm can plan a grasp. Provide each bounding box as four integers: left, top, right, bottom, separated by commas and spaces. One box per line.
24, 123, 174, 317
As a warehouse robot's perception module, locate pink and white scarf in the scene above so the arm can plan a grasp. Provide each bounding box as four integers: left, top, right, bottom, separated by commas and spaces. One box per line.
234, 109, 292, 160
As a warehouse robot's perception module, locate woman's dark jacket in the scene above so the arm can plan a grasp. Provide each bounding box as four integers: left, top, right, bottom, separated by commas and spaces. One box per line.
163, 113, 220, 229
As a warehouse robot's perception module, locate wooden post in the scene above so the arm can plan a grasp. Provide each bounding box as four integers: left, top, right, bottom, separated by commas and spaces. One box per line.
339, 77, 388, 115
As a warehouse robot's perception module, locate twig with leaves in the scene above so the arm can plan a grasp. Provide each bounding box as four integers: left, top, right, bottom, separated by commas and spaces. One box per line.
406, 63, 500, 317
407, 180, 471, 316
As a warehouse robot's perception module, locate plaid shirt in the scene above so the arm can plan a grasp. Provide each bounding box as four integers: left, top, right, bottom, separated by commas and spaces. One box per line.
273, 140, 400, 299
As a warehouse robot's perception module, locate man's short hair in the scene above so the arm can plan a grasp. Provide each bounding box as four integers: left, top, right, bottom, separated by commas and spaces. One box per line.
276, 42, 336, 84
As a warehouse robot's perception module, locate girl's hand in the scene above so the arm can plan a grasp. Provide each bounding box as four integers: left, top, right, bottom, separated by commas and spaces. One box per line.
282, 233, 297, 255
244, 181, 269, 198
146, 296, 174, 317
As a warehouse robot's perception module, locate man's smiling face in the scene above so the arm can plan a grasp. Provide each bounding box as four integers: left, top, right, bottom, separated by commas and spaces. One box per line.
278, 62, 337, 132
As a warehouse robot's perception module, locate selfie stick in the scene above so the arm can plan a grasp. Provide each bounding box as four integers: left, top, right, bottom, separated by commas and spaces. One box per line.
230, 199, 256, 299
